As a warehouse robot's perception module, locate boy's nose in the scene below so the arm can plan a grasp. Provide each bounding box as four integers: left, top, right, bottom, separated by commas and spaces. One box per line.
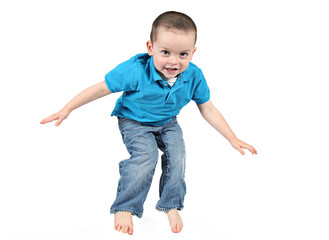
168, 56, 178, 65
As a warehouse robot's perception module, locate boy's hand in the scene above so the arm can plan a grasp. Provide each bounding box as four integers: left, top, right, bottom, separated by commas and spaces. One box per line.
40, 81, 111, 127
230, 138, 257, 155
40, 108, 71, 126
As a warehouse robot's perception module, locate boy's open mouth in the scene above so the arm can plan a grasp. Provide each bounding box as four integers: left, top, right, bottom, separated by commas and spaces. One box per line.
165, 67, 179, 73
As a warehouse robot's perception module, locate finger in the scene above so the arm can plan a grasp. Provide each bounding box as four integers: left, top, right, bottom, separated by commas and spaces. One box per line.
245, 145, 257, 155
40, 114, 59, 124
252, 146, 258, 154
238, 142, 254, 154
249, 146, 257, 154
40, 118, 50, 124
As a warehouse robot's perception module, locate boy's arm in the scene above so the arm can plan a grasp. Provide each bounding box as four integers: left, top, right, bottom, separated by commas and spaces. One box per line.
40, 81, 111, 126
197, 100, 257, 155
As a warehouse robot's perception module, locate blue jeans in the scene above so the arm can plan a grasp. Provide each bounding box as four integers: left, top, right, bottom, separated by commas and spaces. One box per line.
110, 117, 186, 218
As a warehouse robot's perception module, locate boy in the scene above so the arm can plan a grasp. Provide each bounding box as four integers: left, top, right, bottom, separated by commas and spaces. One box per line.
41, 11, 257, 235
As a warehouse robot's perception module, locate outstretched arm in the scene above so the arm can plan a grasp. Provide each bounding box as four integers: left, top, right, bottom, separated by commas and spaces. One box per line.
197, 100, 257, 155
40, 81, 111, 126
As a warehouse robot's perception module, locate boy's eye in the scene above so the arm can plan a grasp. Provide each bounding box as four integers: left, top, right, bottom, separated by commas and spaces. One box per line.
180, 52, 188, 57
161, 50, 170, 55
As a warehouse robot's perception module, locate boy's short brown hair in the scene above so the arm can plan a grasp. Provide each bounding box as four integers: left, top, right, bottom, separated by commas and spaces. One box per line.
150, 11, 197, 44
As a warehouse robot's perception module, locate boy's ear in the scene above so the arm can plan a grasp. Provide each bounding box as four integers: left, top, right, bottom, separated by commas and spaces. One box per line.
191, 47, 197, 59
147, 41, 153, 56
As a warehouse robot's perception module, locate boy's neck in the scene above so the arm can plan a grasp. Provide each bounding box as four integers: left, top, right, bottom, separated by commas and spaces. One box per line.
157, 69, 179, 81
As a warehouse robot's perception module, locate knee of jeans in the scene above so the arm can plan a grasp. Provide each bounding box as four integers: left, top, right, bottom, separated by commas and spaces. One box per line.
132, 145, 158, 159
170, 148, 186, 164
173, 138, 186, 157
126, 147, 158, 174
164, 153, 185, 178
119, 153, 158, 182
174, 157, 186, 175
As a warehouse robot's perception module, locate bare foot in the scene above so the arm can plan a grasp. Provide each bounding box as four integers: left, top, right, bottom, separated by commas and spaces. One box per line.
114, 212, 133, 235
166, 209, 183, 233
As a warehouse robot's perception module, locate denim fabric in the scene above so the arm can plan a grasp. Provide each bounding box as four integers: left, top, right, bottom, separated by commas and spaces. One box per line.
110, 117, 186, 218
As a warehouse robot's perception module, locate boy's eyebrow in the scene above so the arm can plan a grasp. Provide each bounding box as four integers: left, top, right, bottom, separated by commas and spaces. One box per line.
159, 46, 192, 53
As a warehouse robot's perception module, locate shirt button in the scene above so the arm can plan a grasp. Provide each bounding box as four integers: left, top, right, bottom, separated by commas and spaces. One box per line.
164, 84, 168, 86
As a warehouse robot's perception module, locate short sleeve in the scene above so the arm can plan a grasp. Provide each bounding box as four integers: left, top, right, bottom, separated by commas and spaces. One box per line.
192, 69, 211, 104
105, 57, 139, 93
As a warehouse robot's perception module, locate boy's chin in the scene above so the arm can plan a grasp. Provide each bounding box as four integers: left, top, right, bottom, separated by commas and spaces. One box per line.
157, 69, 180, 81
162, 72, 179, 80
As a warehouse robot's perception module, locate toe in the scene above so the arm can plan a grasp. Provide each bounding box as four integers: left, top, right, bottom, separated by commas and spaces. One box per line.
122, 225, 128, 234
171, 224, 178, 233
116, 224, 122, 232
128, 227, 133, 235
114, 223, 119, 231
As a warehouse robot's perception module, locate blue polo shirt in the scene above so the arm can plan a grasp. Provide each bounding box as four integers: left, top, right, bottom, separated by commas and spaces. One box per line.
105, 53, 210, 126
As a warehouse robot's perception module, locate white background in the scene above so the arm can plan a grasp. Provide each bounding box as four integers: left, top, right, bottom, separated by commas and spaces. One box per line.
1, 0, 329, 239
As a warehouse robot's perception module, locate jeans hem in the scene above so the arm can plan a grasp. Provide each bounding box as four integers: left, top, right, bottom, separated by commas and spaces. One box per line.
156, 205, 184, 212
110, 209, 143, 218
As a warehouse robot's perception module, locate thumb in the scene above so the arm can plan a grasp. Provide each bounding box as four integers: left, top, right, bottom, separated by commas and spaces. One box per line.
54, 112, 70, 126
232, 142, 245, 155
240, 149, 245, 155
55, 115, 65, 126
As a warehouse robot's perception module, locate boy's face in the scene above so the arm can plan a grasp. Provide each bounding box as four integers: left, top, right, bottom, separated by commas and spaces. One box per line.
147, 27, 196, 80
